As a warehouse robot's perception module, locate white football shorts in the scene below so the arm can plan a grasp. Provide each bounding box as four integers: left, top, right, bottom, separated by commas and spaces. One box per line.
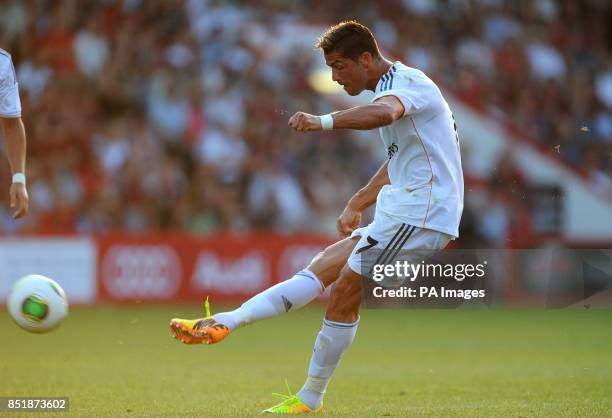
347, 211, 452, 277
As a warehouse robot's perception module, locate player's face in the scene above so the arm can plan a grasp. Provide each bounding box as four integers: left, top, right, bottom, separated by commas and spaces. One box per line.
325, 52, 368, 96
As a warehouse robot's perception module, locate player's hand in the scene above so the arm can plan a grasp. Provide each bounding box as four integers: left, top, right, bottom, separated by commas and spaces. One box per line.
10, 182, 29, 219
337, 205, 361, 238
288, 112, 321, 132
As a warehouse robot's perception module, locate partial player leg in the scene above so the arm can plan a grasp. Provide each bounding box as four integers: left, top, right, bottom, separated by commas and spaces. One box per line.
262, 264, 362, 413
290, 226, 453, 411
295, 265, 362, 411
169, 236, 359, 345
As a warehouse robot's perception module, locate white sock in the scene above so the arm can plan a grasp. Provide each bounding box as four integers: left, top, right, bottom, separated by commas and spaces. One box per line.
213, 269, 324, 331
297, 317, 360, 410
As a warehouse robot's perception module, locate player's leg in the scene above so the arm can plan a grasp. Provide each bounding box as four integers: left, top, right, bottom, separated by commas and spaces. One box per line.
285, 225, 453, 412
262, 264, 362, 414
294, 265, 362, 411
169, 236, 359, 345
212, 236, 359, 329
263, 223, 385, 412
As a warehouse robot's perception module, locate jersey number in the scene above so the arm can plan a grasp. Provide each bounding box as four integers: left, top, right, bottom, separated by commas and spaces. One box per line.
356, 236, 379, 254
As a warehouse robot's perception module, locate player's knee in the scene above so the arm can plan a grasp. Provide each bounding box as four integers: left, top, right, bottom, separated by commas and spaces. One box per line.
307, 244, 346, 287
309, 250, 326, 267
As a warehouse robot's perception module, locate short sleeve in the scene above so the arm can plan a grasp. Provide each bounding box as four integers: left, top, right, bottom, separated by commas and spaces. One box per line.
0, 54, 22, 118
372, 72, 429, 117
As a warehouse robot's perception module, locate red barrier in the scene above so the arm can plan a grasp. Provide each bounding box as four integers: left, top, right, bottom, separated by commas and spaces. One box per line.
97, 233, 334, 302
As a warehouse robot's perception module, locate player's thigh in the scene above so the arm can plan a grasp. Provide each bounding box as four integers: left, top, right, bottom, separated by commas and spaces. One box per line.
325, 264, 363, 323
307, 236, 360, 288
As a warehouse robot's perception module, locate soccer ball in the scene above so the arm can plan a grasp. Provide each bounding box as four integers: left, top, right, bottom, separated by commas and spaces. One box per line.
7, 274, 69, 333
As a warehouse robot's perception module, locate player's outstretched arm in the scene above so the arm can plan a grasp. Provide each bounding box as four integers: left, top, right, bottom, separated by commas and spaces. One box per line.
1, 116, 29, 219
337, 161, 389, 237
288, 96, 404, 133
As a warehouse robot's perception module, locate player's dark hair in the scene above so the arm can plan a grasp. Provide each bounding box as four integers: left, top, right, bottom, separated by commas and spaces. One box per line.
315, 21, 381, 61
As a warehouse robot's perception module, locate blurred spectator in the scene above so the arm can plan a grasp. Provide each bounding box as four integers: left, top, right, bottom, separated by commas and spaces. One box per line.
17, 49, 53, 103
0, 0, 27, 44
73, 13, 110, 78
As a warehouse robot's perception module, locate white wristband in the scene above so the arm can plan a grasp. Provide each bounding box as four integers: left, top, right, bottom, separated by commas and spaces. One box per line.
320, 114, 334, 130
12, 173, 26, 184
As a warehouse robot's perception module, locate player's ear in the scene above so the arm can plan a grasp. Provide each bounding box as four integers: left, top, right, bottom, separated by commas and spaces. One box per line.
358, 52, 372, 68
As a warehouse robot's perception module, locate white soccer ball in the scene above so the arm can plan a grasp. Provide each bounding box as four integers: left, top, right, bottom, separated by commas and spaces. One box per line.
7, 274, 69, 333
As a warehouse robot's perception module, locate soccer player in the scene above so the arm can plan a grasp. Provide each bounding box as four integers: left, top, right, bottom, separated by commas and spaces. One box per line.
170, 21, 463, 413
0, 48, 28, 219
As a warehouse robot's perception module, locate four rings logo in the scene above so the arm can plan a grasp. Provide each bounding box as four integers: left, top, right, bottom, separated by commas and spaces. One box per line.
102, 245, 182, 299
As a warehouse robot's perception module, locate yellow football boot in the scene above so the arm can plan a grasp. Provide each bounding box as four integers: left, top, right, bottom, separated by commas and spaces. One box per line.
262, 381, 322, 414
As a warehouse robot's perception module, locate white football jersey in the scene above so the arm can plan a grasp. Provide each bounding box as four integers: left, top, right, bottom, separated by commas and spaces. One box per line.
371, 61, 463, 238
0, 49, 21, 118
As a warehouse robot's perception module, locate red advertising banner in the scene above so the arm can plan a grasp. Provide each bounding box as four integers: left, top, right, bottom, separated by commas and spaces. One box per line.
97, 233, 334, 302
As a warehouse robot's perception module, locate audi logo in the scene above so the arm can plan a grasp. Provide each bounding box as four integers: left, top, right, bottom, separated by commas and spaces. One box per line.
102, 245, 182, 299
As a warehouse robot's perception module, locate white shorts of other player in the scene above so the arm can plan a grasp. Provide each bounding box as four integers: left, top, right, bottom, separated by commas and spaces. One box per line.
347, 210, 452, 277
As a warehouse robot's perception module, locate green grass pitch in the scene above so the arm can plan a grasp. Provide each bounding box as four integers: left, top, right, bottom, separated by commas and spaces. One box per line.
1, 306, 611, 417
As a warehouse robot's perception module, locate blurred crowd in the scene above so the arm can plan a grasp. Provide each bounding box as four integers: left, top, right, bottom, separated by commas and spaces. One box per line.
0, 0, 610, 246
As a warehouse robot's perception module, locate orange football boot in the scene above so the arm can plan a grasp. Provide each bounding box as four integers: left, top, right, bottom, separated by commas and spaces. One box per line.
169, 316, 230, 345
169, 298, 230, 345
